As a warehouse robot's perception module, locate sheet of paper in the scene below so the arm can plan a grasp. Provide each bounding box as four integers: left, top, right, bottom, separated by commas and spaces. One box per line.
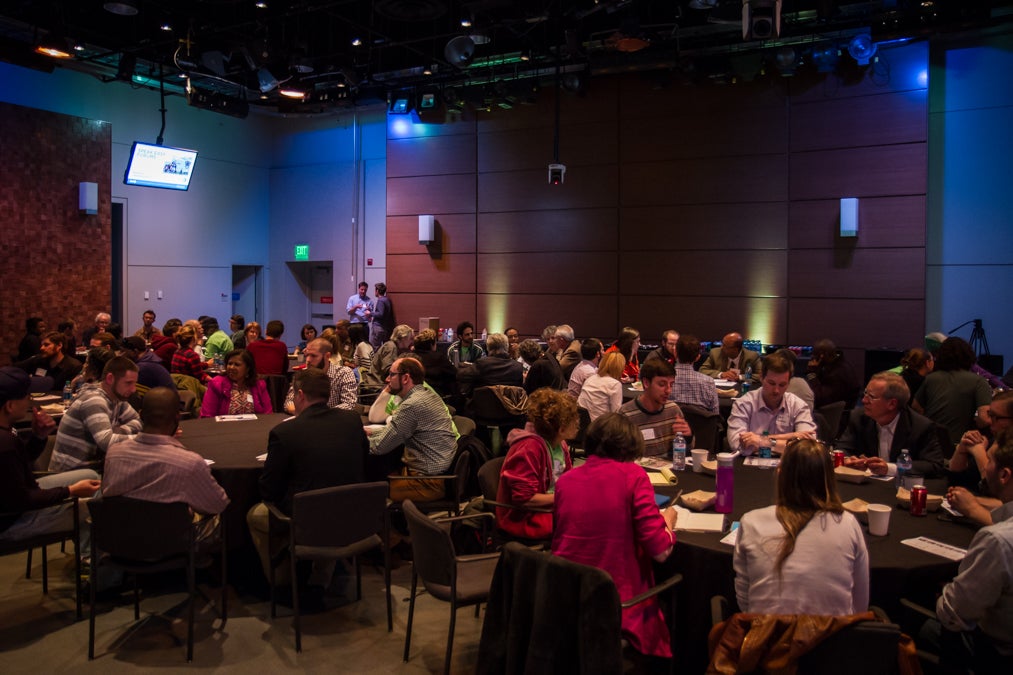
940, 499, 963, 517
720, 528, 740, 546
714, 379, 738, 388
901, 536, 967, 561
256, 453, 268, 462
743, 457, 780, 469
672, 505, 725, 532
215, 414, 258, 422
636, 457, 671, 471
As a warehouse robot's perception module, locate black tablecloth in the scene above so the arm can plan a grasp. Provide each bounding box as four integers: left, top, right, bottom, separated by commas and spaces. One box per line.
654, 460, 978, 673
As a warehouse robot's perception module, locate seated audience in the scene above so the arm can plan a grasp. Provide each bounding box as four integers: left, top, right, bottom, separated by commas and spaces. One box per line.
727, 354, 816, 455
505, 326, 522, 361
567, 337, 603, 399
247, 319, 288, 375
805, 338, 861, 409
57, 319, 78, 356
16, 317, 46, 362
283, 338, 357, 413
670, 334, 720, 415
700, 332, 761, 385
411, 329, 458, 401
914, 336, 991, 447
49, 356, 142, 472
69, 347, 114, 399
363, 324, 414, 387
837, 372, 944, 478
460, 332, 523, 396
447, 321, 485, 365
233, 321, 260, 350
15, 331, 82, 390
620, 359, 691, 458
132, 309, 161, 343
946, 391, 1013, 526
89, 332, 117, 350
296, 323, 317, 352
577, 351, 625, 421
349, 322, 373, 374
170, 324, 209, 384
119, 336, 174, 391
151, 318, 181, 365
200, 349, 272, 418
497, 388, 578, 541
81, 312, 111, 348
552, 413, 678, 662
605, 326, 641, 382
773, 348, 814, 412
228, 314, 245, 344
519, 338, 565, 394
898, 347, 934, 402
551, 325, 582, 381
642, 329, 679, 368
200, 317, 234, 364
734, 438, 869, 615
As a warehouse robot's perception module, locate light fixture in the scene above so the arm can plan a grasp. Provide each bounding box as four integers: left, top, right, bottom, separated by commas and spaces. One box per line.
847, 33, 878, 66
460, 17, 472, 28
160, 23, 172, 32
688, 0, 717, 9
812, 44, 840, 73
116, 52, 137, 80
742, 0, 782, 40
35, 32, 73, 59
422, 64, 433, 76
773, 46, 798, 76
388, 89, 413, 114
351, 37, 362, 46
255, 2, 268, 8
256, 67, 278, 92
444, 36, 476, 68
279, 84, 307, 99
103, 1, 139, 16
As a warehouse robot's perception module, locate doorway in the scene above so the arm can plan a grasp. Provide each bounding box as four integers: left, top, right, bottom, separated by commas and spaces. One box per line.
232, 265, 263, 327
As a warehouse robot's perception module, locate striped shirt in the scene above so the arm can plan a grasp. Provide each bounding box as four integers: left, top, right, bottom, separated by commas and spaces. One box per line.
103, 433, 229, 514
285, 362, 358, 411
49, 383, 142, 472
369, 384, 456, 475
619, 397, 686, 458
671, 363, 720, 414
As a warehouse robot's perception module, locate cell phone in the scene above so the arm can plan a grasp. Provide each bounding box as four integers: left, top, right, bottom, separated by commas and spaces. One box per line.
655, 493, 672, 508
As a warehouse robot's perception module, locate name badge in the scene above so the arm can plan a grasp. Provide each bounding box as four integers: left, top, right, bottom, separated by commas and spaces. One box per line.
247, 393, 254, 403
35, 368, 48, 378
641, 427, 656, 441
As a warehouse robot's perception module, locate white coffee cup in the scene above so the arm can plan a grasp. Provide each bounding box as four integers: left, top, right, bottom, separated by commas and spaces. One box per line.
867, 504, 892, 536
691, 449, 709, 473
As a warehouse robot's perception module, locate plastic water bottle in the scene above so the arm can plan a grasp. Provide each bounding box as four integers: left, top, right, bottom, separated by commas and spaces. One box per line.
897, 449, 913, 489
481, 327, 488, 341
671, 432, 687, 471
716, 452, 735, 514
62, 380, 73, 409
742, 364, 753, 393
759, 430, 772, 459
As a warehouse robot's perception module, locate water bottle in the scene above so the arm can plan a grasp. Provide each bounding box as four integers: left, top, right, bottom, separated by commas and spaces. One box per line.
671, 432, 686, 471
481, 327, 488, 341
62, 380, 73, 409
716, 452, 735, 514
447, 327, 453, 342
742, 364, 753, 393
897, 449, 913, 489
759, 430, 772, 459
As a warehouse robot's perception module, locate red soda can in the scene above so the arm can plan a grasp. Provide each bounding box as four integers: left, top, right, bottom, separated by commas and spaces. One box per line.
910, 485, 928, 516
832, 450, 845, 468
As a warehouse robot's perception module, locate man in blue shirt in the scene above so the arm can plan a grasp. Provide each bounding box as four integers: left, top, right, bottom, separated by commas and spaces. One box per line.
346, 281, 373, 324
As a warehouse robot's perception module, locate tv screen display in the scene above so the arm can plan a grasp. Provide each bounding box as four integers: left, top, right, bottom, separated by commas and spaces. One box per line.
123, 142, 198, 190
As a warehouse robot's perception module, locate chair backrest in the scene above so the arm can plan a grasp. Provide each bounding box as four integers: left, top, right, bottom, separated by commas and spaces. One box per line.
453, 414, 477, 438
798, 620, 902, 675
259, 373, 288, 413
291, 481, 388, 548
934, 423, 956, 460
89, 497, 194, 560
471, 386, 526, 425
570, 406, 592, 452
478, 456, 506, 503
446, 449, 474, 504
815, 401, 847, 442
403, 499, 458, 588
681, 404, 721, 453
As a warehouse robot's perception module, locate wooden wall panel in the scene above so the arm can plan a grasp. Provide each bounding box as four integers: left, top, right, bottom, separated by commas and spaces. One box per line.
388, 293, 476, 334
789, 143, 927, 200
478, 121, 618, 173
788, 249, 925, 299
622, 154, 788, 206
386, 174, 476, 216
621, 105, 787, 162
618, 296, 790, 346
620, 76, 788, 119
475, 79, 619, 133
478, 164, 618, 212
620, 251, 787, 298
789, 196, 926, 248
387, 134, 476, 177
476, 294, 618, 340
477, 252, 617, 295
387, 214, 475, 254
386, 253, 475, 293
788, 299, 925, 351
791, 90, 928, 152
479, 208, 618, 253
621, 203, 788, 251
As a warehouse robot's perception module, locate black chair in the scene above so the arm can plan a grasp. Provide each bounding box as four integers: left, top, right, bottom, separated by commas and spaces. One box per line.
569, 406, 592, 454
476, 541, 683, 674
681, 404, 722, 454
0, 498, 83, 619
265, 481, 391, 652
476, 456, 553, 549
87, 497, 227, 662
816, 401, 847, 443
259, 373, 289, 413
402, 499, 499, 675
452, 414, 476, 438
469, 386, 526, 455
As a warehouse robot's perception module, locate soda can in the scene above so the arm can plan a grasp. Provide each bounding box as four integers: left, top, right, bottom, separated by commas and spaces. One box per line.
910, 485, 928, 516
832, 450, 845, 468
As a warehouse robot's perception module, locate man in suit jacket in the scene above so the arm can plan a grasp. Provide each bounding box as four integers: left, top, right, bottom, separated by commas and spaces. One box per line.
837, 372, 944, 477
699, 332, 761, 385
247, 368, 368, 592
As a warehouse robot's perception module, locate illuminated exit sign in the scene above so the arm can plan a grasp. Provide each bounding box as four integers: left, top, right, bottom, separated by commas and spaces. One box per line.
293, 244, 309, 261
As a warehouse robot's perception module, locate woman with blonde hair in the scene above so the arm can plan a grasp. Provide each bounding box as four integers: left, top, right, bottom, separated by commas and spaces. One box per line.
577, 351, 626, 421
733, 438, 868, 615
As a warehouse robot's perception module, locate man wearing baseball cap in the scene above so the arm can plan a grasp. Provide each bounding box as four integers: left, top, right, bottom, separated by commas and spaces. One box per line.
0, 367, 101, 547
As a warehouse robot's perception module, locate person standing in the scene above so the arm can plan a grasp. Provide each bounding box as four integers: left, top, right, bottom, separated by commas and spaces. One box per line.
369, 282, 395, 349
346, 281, 373, 324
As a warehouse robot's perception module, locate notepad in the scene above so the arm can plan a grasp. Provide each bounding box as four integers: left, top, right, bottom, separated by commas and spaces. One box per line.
901, 537, 967, 561
672, 506, 725, 532
648, 469, 679, 486
215, 414, 257, 422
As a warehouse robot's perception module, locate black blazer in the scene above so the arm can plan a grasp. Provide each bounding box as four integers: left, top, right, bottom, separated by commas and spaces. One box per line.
836, 407, 945, 477
259, 402, 368, 514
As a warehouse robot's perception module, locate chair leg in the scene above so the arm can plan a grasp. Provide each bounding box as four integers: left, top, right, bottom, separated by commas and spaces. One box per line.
474, 602, 480, 618
354, 555, 362, 601
384, 540, 392, 632
269, 548, 277, 619
187, 555, 196, 663
88, 554, 98, 660
133, 576, 141, 620
444, 598, 457, 675
291, 552, 301, 652
403, 569, 418, 662
219, 536, 228, 628
41, 545, 49, 594
25, 548, 33, 579
74, 541, 83, 620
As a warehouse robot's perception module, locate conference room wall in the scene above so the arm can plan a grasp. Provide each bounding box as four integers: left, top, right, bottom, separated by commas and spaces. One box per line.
385, 42, 931, 366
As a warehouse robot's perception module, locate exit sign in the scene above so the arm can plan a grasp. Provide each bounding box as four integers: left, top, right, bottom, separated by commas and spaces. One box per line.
294, 244, 309, 260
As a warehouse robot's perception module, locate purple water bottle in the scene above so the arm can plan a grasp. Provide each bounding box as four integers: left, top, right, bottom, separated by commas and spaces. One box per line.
715, 452, 735, 514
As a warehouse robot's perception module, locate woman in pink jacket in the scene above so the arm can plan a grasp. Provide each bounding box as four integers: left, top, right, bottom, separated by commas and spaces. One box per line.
552, 412, 678, 662
200, 349, 272, 418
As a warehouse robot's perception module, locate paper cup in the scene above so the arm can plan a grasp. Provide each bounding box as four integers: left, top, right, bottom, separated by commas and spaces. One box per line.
691, 449, 709, 473
867, 504, 891, 536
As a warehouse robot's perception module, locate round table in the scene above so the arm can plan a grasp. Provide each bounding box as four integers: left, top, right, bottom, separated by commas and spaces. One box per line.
654, 459, 978, 672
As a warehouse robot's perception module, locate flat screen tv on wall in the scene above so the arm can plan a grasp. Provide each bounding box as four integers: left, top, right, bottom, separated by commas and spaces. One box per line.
123, 141, 198, 190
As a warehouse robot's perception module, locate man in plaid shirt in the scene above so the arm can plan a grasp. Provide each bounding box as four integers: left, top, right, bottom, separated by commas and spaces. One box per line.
670, 334, 720, 415
283, 338, 357, 413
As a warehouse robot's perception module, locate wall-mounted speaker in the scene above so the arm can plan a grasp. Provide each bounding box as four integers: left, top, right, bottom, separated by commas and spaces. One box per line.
840, 197, 858, 237
79, 182, 98, 214
419, 214, 435, 244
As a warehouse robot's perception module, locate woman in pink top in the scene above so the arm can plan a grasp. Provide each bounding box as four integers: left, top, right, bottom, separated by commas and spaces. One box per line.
200, 349, 272, 417
552, 412, 678, 661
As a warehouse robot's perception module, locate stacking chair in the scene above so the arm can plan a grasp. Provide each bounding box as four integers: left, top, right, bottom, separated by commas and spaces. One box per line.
476, 542, 683, 674
815, 401, 847, 443
265, 481, 391, 652
87, 497, 227, 662
402, 499, 500, 675
470, 386, 527, 455
681, 404, 722, 455
259, 373, 288, 413
0, 497, 83, 619
476, 456, 553, 550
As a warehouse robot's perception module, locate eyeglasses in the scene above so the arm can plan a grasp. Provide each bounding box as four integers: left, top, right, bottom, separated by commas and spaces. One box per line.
862, 390, 881, 400
989, 411, 1013, 421
387, 371, 405, 378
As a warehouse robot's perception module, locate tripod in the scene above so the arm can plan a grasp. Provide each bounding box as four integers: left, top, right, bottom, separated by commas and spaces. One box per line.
948, 318, 990, 357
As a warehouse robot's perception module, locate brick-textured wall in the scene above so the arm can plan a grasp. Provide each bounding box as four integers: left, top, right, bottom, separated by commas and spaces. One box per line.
0, 102, 112, 361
